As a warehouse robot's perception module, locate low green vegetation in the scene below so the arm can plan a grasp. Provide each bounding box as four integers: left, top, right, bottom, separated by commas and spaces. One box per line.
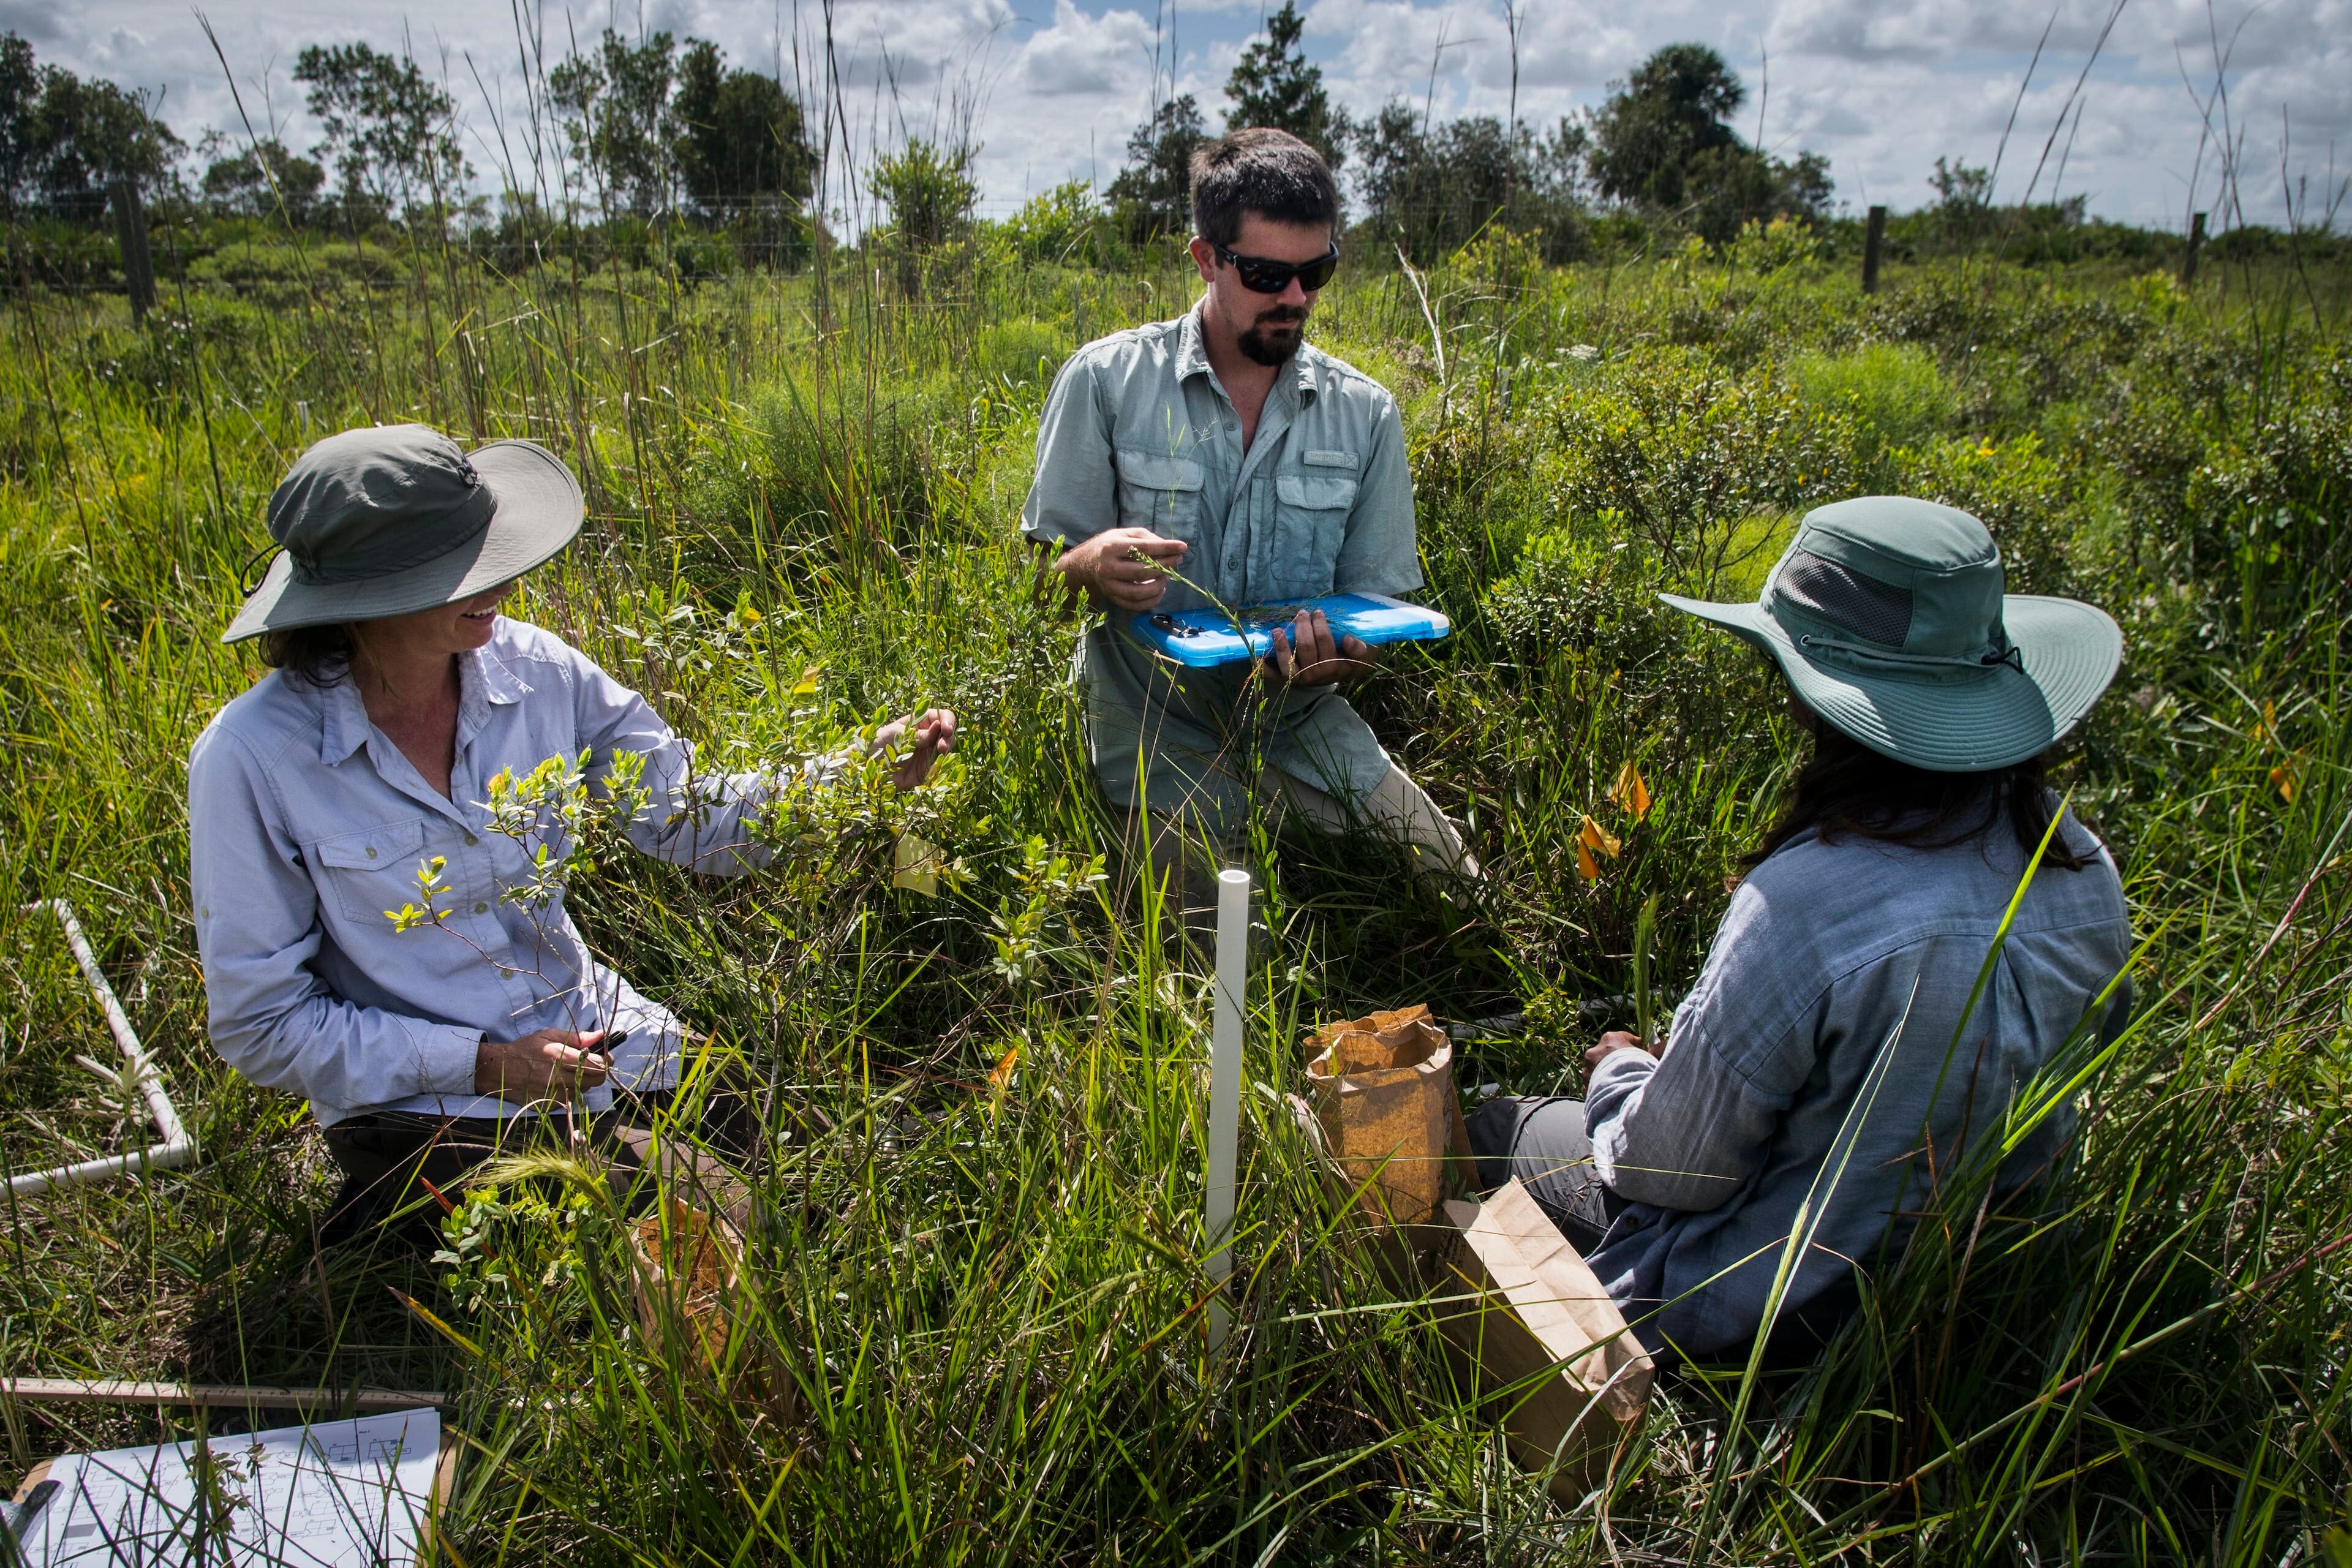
0, 227, 2346, 1563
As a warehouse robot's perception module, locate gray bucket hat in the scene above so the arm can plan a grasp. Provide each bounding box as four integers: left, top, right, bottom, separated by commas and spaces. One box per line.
223, 424, 584, 643
1661, 496, 2122, 772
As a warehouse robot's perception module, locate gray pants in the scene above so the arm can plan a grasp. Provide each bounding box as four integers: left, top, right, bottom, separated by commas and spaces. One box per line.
1468, 1094, 1864, 1367
1464, 1095, 1623, 1251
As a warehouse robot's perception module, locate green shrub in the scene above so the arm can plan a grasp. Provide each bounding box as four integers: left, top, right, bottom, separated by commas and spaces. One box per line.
1785, 341, 1954, 474
992, 181, 1111, 268
1724, 214, 1822, 274
1541, 345, 1857, 595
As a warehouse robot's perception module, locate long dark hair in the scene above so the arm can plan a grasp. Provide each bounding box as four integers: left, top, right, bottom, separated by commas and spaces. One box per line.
258, 623, 355, 687
1747, 716, 2092, 872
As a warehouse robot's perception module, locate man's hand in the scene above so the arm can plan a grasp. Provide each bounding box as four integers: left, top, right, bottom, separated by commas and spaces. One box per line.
1583, 1030, 1658, 1079
1268, 609, 1377, 687
873, 707, 960, 791
1054, 527, 1188, 611
475, 1028, 613, 1103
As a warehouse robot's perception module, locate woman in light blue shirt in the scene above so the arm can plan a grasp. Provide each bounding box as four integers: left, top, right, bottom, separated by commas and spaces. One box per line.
190, 424, 955, 1238
1468, 497, 2132, 1365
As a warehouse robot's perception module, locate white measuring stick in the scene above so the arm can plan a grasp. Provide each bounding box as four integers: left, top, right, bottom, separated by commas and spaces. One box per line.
8, 901, 197, 1197
1204, 867, 1250, 1352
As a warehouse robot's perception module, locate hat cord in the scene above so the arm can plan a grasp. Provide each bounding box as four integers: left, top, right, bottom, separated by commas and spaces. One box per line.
1800, 633, 2024, 674
238, 541, 285, 597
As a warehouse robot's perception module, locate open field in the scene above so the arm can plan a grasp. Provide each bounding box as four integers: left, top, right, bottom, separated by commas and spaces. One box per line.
1, 228, 2348, 1563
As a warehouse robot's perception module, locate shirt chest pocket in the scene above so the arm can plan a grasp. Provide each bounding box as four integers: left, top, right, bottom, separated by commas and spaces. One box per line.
1272, 472, 1358, 597
308, 818, 437, 926
1115, 450, 1207, 546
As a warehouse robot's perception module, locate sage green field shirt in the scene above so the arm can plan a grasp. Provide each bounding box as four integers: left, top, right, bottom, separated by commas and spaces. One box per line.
1020, 305, 1421, 827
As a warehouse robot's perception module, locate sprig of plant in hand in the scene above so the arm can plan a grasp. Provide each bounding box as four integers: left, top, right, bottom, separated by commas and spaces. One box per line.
481, 747, 654, 913
385, 856, 452, 933
1124, 545, 1247, 636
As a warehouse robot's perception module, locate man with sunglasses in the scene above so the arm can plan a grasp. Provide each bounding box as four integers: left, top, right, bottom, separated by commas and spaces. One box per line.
1023, 129, 1479, 926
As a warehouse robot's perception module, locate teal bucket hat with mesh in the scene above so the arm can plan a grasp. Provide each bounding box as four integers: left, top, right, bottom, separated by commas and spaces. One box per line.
223, 423, 584, 643
1660, 496, 2122, 772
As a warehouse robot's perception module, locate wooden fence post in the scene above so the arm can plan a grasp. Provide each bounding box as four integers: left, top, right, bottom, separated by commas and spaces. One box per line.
1862, 205, 1887, 295
2183, 211, 2207, 284
110, 179, 156, 325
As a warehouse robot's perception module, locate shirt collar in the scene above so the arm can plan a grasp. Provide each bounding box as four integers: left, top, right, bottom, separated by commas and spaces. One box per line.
473, 643, 527, 707
313, 645, 526, 765
316, 676, 371, 764
1179, 302, 1320, 406
1287, 349, 1319, 406
1177, 306, 1213, 382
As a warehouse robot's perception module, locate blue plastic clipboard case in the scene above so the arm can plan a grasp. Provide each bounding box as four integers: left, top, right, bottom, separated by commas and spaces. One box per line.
1127, 592, 1450, 668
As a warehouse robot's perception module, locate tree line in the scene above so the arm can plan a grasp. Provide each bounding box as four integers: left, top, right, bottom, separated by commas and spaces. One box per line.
6, 14, 2176, 276
1109, 8, 1831, 262
2, 28, 812, 235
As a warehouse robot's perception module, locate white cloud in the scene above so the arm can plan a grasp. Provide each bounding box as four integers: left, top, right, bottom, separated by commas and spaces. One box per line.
1018, 0, 1157, 95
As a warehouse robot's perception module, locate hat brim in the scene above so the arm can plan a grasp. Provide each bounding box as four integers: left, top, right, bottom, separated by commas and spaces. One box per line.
222, 439, 584, 644
1660, 591, 2123, 772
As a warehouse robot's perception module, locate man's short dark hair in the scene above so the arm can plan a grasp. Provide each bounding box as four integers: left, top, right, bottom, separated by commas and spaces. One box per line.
1190, 129, 1338, 249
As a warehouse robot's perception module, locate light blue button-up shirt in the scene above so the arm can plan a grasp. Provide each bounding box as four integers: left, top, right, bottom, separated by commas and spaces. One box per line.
1582, 810, 2132, 1359
188, 618, 787, 1126
1020, 305, 1422, 826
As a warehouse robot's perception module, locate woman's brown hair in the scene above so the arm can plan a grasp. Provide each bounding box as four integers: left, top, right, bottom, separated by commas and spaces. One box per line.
257, 623, 354, 687
1747, 711, 2092, 872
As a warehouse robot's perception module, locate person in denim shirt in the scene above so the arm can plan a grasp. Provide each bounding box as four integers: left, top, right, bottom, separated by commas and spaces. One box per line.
1468, 497, 2133, 1365
1022, 130, 1478, 922
190, 424, 956, 1237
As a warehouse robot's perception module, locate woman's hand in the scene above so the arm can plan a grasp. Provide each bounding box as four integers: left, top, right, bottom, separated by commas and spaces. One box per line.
873, 707, 960, 791
1583, 1030, 1657, 1079
475, 1028, 613, 1103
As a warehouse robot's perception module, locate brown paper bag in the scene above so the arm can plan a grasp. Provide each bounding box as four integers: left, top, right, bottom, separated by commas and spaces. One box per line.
1302, 1005, 1459, 1236
1433, 1178, 1654, 1498
629, 1197, 797, 1425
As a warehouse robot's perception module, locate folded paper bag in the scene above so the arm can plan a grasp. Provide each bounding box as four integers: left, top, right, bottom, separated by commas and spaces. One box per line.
1433, 1178, 1654, 1499
1302, 1005, 1459, 1234
630, 1197, 799, 1426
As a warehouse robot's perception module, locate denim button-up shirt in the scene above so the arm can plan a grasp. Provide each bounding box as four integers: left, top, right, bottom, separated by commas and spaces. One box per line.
1583, 813, 2132, 1359
1020, 306, 1420, 825
189, 618, 785, 1126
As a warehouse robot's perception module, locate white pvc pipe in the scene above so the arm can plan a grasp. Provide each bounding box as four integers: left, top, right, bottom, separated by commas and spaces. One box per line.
1204, 867, 1249, 1352
9, 901, 197, 1197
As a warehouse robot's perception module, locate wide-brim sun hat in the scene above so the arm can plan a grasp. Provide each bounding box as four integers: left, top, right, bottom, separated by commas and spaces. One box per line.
223, 423, 584, 643
1660, 496, 2122, 772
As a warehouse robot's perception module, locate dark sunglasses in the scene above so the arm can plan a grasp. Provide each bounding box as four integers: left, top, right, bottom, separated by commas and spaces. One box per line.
1213, 241, 1340, 294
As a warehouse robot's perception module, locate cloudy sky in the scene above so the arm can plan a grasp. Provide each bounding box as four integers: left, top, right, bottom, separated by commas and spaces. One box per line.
13, 0, 2346, 230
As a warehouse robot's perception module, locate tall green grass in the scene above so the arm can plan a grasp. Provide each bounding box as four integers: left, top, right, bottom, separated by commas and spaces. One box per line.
0, 225, 2345, 1562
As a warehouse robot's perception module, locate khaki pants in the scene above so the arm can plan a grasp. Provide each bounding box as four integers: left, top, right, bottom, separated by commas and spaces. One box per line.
1120, 761, 1482, 932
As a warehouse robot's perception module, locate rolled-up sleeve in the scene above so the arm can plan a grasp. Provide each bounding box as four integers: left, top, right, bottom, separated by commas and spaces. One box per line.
1332, 391, 1420, 599
1587, 891, 1817, 1211
189, 727, 481, 1110
1020, 353, 1115, 550
570, 653, 781, 878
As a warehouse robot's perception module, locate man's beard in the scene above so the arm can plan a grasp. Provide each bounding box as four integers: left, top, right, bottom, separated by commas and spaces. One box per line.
1237, 307, 1307, 366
